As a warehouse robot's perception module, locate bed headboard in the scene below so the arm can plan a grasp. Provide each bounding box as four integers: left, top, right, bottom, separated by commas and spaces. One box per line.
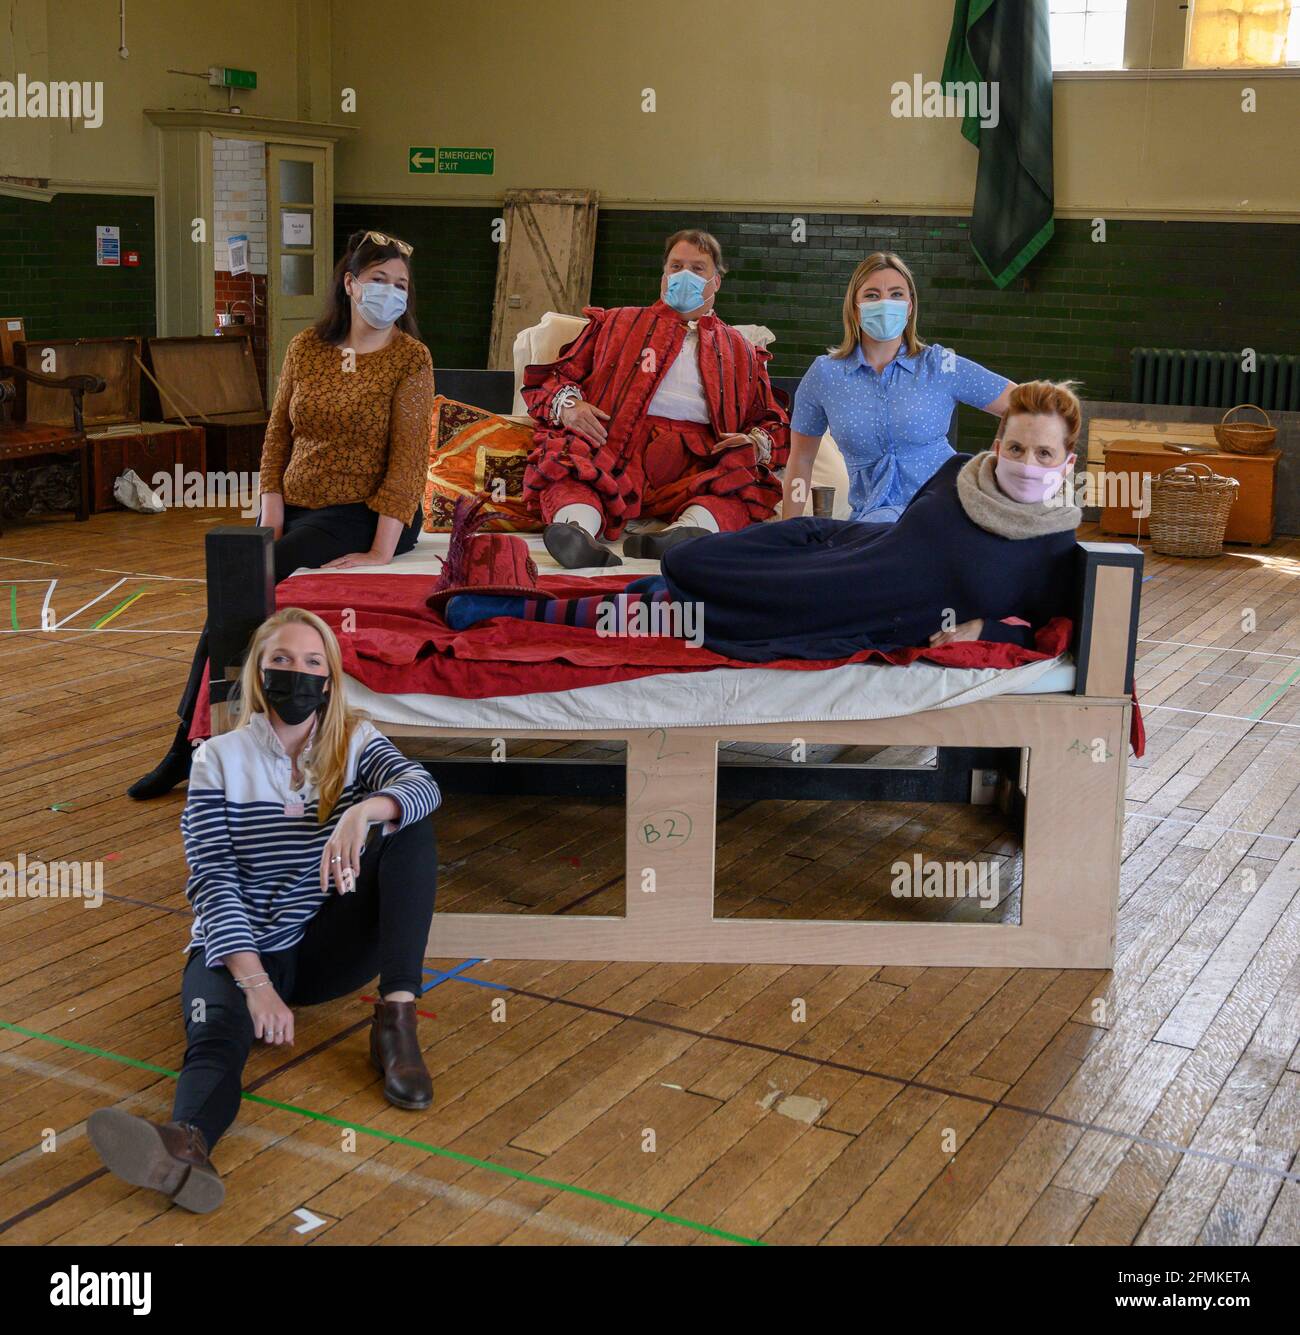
1072, 540, 1143, 696
202, 528, 1143, 729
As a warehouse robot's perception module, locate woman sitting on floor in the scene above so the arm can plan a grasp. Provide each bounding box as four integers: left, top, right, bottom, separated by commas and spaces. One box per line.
88, 608, 440, 1214
445, 380, 1083, 660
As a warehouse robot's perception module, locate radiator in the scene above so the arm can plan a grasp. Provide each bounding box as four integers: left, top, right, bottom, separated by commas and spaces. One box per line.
1130, 348, 1299, 413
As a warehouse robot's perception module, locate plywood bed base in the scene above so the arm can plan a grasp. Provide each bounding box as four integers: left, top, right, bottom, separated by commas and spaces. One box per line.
204, 530, 1142, 968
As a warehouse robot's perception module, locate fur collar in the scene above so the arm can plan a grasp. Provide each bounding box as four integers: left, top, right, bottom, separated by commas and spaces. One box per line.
955, 451, 1081, 539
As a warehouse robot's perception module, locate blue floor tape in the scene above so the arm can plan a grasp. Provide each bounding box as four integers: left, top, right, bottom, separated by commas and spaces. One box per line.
420, 959, 483, 994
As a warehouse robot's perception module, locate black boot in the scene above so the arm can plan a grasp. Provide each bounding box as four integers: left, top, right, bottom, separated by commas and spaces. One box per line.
623, 526, 710, 560
543, 520, 621, 570
127, 721, 193, 800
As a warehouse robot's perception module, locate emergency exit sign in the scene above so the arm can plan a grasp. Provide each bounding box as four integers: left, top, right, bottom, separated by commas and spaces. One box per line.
208, 66, 257, 89
408, 146, 494, 175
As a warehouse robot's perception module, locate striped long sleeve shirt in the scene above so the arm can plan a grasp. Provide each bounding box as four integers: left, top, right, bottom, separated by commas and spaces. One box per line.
181, 713, 440, 968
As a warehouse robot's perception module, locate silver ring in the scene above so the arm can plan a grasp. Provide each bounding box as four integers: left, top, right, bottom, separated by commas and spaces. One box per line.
330, 854, 342, 862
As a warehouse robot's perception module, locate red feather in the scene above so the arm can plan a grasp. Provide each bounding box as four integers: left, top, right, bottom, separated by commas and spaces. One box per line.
434, 494, 492, 592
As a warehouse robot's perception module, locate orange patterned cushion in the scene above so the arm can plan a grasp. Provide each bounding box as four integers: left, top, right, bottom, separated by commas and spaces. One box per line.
422, 396, 542, 532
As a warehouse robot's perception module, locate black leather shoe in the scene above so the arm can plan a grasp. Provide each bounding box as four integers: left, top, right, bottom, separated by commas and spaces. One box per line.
622, 526, 710, 560
126, 744, 192, 800
543, 521, 621, 569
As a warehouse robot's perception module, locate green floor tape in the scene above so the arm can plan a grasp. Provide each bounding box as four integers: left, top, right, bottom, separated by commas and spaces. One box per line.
0, 1018, 764, 1245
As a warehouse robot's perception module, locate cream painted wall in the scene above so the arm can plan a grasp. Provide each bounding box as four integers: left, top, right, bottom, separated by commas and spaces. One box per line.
331, 0, 1300, 219
0, 0, 52, 180
3, 0, 1296, 219
1, 0, 308, 190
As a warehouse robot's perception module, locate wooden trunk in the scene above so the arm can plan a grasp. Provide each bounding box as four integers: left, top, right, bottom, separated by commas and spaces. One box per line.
144, 332, 268, 474
1100, 438, 1281, 545
17, 336, 207, 512
87, 422, 206, 513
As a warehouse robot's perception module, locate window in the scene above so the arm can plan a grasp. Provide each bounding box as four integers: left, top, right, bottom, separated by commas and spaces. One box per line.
1050, 0, 1128, 70
1185, 0, 1300, 68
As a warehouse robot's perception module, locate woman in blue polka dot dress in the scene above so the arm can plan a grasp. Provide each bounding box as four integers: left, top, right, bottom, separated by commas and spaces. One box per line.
785, 252, 1012, 523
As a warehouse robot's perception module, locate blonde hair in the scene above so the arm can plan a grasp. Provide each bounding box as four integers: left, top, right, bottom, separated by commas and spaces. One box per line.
234, 607, 362, 823
829, 252, 925, 359
996, 379, 1083, 452
663, 228, 727, 275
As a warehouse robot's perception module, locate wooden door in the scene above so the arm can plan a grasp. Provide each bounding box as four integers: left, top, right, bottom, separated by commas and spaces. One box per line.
266, 143, 330, 401
488, 189, 599, 370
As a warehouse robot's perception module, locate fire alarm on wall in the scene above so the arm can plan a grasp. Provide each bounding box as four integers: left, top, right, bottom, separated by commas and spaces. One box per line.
124, 251, 141, 267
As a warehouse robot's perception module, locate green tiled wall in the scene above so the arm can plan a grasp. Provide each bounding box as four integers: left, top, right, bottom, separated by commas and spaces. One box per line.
334, 202, 500, 371
587, 212, 1299, 450
0, 192, 156, 340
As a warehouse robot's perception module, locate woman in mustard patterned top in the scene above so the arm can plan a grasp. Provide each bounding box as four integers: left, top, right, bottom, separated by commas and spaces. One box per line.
129, 229, 435, 800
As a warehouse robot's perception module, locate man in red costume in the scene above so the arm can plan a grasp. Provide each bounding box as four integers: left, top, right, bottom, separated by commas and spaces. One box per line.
521, 229, 790, 567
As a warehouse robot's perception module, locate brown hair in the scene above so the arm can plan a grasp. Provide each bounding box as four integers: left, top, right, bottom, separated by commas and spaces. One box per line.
314, 229, 421, 346
663, 229, 727, 275
996, 380, 1083, 451
830, 251, 925, 359
234, 607, 364, 823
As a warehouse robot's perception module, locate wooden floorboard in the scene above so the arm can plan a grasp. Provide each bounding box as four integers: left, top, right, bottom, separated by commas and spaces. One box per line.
0, 506, 1297, 1245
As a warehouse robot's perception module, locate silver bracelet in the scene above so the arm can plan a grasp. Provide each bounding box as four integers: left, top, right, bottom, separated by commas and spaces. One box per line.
238, 979, 274, 991
552, 385, 582, 425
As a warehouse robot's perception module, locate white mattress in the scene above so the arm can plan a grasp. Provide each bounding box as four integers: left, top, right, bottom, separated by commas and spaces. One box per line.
286, 533, 1074, 731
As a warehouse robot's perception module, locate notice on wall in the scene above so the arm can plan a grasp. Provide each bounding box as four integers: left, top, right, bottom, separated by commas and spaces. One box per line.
96, 225, 120, 267
228, 233, 250, 275
281, 212, 312, 247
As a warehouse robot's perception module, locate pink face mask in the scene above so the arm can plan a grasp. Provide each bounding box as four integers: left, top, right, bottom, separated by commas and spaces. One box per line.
995, 453, 1073, 504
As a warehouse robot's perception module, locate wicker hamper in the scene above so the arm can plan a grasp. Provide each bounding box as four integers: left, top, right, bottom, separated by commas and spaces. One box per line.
1148, 462, 1239, 557
1214, 403, 1277, 455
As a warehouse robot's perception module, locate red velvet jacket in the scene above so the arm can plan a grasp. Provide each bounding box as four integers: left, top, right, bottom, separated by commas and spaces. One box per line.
521, 303, 790, 467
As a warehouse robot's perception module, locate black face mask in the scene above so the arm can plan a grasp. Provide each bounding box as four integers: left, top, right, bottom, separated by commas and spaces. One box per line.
261, 668, 328, 725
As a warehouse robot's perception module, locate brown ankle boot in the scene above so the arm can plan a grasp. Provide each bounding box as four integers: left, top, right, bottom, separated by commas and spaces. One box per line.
87, 1109, 225, 1213
370, 999, 433, 1110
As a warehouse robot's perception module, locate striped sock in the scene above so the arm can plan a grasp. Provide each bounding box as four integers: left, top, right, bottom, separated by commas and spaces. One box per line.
523, 579, 678, 633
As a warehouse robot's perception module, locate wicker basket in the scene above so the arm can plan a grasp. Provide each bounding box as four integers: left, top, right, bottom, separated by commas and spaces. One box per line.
1213, 403, 1277, 455
1148, 462, 1239, 557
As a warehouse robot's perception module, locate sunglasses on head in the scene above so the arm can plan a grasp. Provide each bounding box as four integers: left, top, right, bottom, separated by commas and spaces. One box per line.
357, 230, 413, 257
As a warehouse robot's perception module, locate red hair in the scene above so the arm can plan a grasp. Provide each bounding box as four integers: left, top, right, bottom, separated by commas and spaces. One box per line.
997, 379, 1082, 451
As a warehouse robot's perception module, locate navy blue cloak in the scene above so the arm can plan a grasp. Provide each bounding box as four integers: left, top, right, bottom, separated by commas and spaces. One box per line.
660, 454, 1077, 662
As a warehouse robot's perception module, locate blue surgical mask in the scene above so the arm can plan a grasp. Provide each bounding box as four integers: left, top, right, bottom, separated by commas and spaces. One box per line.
664, 269, 710, 313
353, 280, 408, 330
858, 298, 909, 341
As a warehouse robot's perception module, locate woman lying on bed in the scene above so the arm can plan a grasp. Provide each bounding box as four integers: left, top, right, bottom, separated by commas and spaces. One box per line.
445, 380, 1082, 660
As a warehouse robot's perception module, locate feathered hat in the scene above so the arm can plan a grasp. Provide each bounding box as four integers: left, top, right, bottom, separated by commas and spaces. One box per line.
426, 495, 553, 614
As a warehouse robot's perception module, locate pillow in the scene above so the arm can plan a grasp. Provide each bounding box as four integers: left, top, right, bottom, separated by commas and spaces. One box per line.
423, 396, 543, 533
512, 312, 588, 414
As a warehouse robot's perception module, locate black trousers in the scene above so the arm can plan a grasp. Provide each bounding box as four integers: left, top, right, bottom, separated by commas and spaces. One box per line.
172, 817, 437, 1149
177, 502, 423, 727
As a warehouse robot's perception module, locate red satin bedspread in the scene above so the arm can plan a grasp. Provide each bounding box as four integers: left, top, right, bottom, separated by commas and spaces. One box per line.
191, 571, 1143, 754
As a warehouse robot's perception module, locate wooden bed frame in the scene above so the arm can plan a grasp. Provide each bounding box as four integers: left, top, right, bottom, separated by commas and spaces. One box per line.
204, 526, 1141, 969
